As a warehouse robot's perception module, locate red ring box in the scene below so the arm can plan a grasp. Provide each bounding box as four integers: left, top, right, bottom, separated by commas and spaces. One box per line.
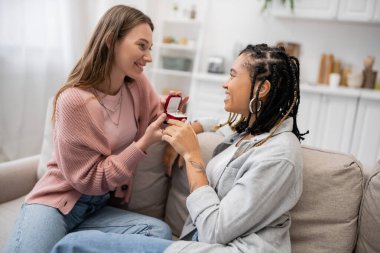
164, 95, 187, 120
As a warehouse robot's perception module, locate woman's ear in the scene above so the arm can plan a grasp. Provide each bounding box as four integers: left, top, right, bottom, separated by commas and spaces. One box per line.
258, 80, 271, 99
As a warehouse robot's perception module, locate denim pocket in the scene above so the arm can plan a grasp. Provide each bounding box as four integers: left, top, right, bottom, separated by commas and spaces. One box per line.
68, 200, 91, 226
66, 194, 109, 229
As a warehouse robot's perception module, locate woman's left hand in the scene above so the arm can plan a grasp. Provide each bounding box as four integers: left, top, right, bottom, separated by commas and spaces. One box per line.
136, 113, 167, 152
162, 119, 200, 161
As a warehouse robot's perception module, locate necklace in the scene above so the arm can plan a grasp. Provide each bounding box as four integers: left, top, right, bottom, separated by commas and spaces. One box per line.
93, 88, 123, 112
93, 88, 123, 127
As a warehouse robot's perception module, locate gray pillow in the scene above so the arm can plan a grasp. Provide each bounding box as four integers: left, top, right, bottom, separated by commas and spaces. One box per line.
127, 141, 169, 219
290, 146, 364, 253
164, 132, 224, 237
37, 98, 54, 179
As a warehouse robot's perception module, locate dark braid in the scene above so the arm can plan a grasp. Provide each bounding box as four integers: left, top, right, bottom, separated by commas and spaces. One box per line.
235, 44, 308, 142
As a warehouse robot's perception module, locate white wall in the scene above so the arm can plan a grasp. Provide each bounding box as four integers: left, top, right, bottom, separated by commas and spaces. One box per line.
0, 0, 147, 160
198, 0, 380, 84
1, 0, 379, 160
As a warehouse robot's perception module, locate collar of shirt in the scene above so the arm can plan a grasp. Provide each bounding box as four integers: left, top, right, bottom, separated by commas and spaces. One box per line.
224, 117, 294, 166
223, 117, 294, 146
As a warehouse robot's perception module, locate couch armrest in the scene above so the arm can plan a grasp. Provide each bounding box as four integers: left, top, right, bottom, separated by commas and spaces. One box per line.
0, 155, 40, 204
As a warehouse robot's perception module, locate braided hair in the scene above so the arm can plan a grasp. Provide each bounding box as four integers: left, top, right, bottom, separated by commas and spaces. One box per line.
235, 44, 307, 142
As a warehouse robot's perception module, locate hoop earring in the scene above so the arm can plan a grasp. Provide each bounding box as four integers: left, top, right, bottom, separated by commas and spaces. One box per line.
249, 98, 262, 114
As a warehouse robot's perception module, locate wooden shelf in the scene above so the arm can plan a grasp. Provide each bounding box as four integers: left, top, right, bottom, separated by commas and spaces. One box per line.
300, 83, 380, 100
163, 18, 201, 25
194, 72, 229, 82
154, 68, 192, 77
158, 43, 196, 51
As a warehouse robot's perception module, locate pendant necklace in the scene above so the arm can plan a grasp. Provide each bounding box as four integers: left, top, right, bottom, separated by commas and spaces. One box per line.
93, 87, 123, 127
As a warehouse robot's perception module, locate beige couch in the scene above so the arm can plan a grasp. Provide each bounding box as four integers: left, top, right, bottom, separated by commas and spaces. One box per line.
1, 108, 379, 253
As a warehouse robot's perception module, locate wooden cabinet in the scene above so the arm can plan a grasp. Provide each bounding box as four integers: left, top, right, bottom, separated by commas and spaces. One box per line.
351, 91, 380, 168
299, 87, 359, 153
296, 90, 323, 147
298, 86, 380, 168
374, 0, 380, 22
271, 0, 380, 24
271, 0, 339, 20
338, 0, 377, 22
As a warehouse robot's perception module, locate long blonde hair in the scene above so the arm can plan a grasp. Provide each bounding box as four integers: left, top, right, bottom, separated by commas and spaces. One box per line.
52, 5, 154, 125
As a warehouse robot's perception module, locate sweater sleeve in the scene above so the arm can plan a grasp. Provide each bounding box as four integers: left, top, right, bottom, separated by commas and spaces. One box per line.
54, 88, 145, 195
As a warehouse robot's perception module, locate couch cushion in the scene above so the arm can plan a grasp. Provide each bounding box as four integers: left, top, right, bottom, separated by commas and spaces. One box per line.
355, 161, 380, 253
0, 196, 24, 250
290, 146, 364, 253
164, 160, 190, 237
37, 98, 54, 179
164, 132, 224, 237
126, 141, 169, 219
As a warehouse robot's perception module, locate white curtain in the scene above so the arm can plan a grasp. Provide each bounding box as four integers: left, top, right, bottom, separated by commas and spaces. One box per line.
0, 0, 147, 161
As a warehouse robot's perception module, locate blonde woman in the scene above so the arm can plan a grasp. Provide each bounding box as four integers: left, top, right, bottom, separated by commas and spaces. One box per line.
5, 5, 172, 253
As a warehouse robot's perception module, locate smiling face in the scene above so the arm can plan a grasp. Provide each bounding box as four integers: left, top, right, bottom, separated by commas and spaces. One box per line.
113, 23, 153, 80
223, 54, 253, 116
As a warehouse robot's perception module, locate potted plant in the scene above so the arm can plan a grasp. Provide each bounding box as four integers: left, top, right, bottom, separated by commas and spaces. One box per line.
262, 0, 295, 11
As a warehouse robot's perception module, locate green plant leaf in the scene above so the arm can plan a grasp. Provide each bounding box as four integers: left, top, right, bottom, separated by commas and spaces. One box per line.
261, 0, 295, 11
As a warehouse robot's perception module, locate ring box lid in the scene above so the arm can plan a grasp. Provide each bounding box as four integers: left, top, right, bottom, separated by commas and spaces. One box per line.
164, 95, 187, 119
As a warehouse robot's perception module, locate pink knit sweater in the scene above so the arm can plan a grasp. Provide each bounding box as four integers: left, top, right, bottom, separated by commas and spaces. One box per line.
25, 74, 162, 214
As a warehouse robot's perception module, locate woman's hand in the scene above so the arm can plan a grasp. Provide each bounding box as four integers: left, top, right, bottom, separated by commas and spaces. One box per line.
136, 113, 167, 152
162, 119, 201, 161
163, 119, 208, 192
163, 120, 203, 177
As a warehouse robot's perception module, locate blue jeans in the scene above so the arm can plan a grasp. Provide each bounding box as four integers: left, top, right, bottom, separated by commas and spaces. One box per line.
51, 230, 173, 253
4, 194, 172, 253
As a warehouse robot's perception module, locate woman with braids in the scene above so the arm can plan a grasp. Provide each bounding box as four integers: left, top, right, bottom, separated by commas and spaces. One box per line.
51, 43, 306, 253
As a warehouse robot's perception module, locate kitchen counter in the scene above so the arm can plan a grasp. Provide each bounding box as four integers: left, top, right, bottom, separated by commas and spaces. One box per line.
299, 82, 380, 169
300, 83, 380, 100
192, 73, 380, 100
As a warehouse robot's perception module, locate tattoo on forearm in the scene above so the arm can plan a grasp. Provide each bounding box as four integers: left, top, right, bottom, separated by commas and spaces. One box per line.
188, 161, 207, 192
189, 161, 205, 172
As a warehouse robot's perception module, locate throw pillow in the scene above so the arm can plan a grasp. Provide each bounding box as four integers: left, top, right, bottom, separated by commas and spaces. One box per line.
290, 146, 364, 253
127, 141, 169, 219
355, 161, 380, 253
164, 132, 224, 237
37, 98, 54, 179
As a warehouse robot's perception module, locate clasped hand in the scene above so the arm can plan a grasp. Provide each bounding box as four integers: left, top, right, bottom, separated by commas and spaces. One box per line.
162, 119, 200, 166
